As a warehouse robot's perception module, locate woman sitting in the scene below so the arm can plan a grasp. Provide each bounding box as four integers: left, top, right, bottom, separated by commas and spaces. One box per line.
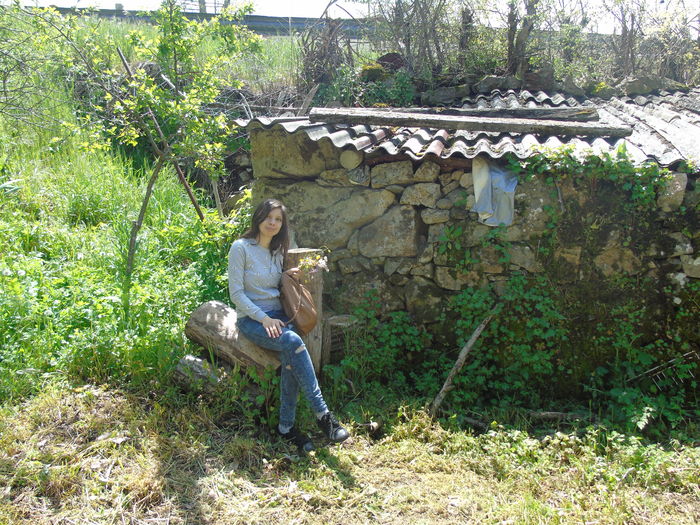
228, 198, 349, 452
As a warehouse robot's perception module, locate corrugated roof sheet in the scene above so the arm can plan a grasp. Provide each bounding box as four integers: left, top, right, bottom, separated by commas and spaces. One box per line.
243, 88, 700, 168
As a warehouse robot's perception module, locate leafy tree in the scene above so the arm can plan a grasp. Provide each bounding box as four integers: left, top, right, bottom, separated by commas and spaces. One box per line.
0, 3, 73, 124
538, 0, 598, 82
367, 0, 461, 82
602, 0, 647, 78
642, 1, 700, 83
13, 0, 260, 319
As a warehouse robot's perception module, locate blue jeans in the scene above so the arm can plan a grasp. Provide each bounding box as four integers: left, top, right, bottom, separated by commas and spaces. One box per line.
237, 310, 327, 430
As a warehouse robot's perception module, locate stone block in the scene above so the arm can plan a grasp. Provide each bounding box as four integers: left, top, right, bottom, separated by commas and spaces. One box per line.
502, 225, 526, 242
384, 257, 413, 276
401, 183, 442, 208
405, 277, 445, 323
347, 230, 359, 254
436, 198, 452, 210
555, 246, 582, 268
428, 223, 446, 245
449, 207, 469, 220
348, 165, 370, 186
421, 209, 450, 224
389, 274, 409, 286
476, 245, 505, 274
459, 171, 473, 189
421, 86, 456, 105
414, 161, 440, 182
418, 242, 434, 263
475, 75, 520, 93
594, 246, 643, 277
450, 170, 464, 182
681, 255, 700, 278
410, 263, 434, 278
445, 187, 467, 205
386, 185, 406, 194
438, 171, 454, 186
508, 245, 543, 273
251, 127, 338, 179
318, 168, 351, 186
358, 205, 419, 257
666, 233, 694, 257
618, 75, 682, 96
329, 248, 352, 262
338, 256, 373, 274
435, 267, 482, 290
442, 180, 460, 195
331, 272, 405, 313
371, 160, 414, 188
657, 172, 688, 212
254, 180, 395, 250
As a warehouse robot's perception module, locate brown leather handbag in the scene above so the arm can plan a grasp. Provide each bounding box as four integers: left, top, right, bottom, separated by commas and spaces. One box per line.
280, 270, 317, 336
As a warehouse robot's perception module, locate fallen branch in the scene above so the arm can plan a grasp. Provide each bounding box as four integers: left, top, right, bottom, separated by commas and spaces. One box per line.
461, 415, 489, 431
527, 410, 592, 422
429, 307, 497, 417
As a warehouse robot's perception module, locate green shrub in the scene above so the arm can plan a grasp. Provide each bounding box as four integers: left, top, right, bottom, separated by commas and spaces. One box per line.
316, 66, 416, 107
359, 63, 387, 82
435, 274, 568, 408
324, 290, 432, 404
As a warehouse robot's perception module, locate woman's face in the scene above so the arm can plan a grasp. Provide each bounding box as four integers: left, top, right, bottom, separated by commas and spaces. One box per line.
259, 207, 284, 238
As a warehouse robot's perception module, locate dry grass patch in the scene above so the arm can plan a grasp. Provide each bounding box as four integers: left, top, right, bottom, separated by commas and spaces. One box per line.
0, 384, 698, 524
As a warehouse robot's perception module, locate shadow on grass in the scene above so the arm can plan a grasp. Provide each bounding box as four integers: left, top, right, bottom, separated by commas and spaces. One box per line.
140, 388, 359, 522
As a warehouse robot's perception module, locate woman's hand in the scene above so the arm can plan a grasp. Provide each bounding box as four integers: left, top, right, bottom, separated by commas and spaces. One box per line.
286, 266, 301, 278
262, 315, 286, 338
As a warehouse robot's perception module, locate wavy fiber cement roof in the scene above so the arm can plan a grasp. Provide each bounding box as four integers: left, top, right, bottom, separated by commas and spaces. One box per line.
244, 88, 700, 169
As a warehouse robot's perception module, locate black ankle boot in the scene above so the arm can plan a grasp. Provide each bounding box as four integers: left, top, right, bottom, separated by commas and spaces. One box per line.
317, 412, 350, 443
278, 426, 314, 453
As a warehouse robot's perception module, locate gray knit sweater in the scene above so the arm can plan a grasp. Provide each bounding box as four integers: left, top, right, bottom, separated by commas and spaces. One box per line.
228, 238, 283, 321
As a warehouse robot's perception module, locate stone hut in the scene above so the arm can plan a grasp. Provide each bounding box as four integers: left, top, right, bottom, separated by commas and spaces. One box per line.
242, 89, 699, 328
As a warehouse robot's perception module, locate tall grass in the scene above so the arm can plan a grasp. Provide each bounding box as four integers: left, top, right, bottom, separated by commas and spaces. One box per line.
227, 35, 301, 94
71, 15, 301, 92
0, 97, 250, 401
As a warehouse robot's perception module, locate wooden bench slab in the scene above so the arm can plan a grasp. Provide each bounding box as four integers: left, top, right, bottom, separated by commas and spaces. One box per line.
185, 300, 280, 374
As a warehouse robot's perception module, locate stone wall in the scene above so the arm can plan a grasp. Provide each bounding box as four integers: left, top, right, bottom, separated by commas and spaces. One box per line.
249, 127, 699, 332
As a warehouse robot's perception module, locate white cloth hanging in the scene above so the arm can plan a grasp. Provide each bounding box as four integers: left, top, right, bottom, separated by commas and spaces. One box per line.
471, 155, 518, 227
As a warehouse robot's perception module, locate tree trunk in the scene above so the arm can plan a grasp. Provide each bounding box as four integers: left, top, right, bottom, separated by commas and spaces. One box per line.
339, 105, 600, 121
506, 1, 518, 75
210, 175, 223, 218
340, 149, 365, 170
506, 0, 540, 77
429, 308, 496, 416
458, 6, 475, 67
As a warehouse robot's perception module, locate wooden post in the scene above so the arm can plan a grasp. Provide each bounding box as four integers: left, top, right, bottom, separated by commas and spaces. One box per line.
322, 314, 332, 371
286, 248, 324, 372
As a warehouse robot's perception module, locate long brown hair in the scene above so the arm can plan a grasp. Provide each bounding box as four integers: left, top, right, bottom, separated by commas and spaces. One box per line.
242, 198, 290, 259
